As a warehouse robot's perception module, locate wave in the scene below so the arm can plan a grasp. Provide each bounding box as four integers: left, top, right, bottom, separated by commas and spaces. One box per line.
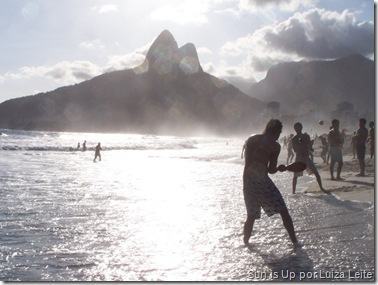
1, 142, 196, 152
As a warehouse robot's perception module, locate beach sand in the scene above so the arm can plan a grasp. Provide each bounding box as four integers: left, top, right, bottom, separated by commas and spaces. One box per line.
302, 155, 374, 203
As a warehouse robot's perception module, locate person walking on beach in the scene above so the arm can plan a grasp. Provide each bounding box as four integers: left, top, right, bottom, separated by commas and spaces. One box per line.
368, 121, 374, 159
292, 122, 326, 194
283, 136, 288, 149
355, 119, 368, 176
93, 142, 102, 162
351, 131, 357, 159
77, 142, 81, 150
82, 140, 87, 152
328, 119, 344, 180
286, 134, 294, 165
242, 119, 298, 247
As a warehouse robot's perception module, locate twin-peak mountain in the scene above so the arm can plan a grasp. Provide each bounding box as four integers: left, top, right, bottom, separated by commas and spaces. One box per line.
0, 30, 264, 135
143, 30, 203, 75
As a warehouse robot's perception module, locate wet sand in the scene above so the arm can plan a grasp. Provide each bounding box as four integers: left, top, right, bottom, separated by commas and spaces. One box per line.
304, 155, 374, 203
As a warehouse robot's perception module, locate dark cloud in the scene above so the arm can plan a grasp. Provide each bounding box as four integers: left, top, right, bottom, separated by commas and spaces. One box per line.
72, 71, 93, 81
249, 55, 285, 72
45, 68, 67, 80
263, 9, 374, 59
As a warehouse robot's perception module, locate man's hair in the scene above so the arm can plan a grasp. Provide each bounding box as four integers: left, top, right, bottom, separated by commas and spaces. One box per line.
369, 121, 374, 127
264, 119, 283, 136
360, 118, 366, 125
294, 122, 302, 129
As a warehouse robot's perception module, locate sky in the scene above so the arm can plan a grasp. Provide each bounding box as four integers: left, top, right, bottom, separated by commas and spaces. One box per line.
0, 0, 374, 102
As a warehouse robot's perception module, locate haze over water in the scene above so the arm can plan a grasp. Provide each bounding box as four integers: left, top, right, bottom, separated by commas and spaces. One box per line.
0, 130, 374, 281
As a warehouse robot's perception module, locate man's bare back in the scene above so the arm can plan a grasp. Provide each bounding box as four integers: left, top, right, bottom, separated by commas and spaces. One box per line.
243, 134, 280, 176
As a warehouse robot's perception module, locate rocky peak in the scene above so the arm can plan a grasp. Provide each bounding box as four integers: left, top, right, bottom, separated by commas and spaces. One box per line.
144, 30, 203, 75
178, 43, 202, 74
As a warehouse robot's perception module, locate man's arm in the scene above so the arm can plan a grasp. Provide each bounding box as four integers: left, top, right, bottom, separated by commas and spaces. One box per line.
241, 143, 246, 159
268, 144, 280, 174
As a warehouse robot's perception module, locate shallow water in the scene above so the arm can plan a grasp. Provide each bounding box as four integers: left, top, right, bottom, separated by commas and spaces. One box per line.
0, 130, 374, 281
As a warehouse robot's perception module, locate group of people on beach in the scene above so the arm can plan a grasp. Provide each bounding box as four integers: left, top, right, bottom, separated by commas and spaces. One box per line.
76, 140, 102, 162
242, 118, 374, 247
282, 119, 374, 180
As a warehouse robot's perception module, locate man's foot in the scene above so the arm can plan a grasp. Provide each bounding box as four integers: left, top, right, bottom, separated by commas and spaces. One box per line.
293, 240, 302, 249
243, 236, 250, 246
336, 177, 344, 181
331, 176, 335, 180
321, 188, 330, 194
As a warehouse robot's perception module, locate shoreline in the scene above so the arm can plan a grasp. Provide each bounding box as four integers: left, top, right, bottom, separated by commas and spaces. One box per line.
301, 155, 374, 204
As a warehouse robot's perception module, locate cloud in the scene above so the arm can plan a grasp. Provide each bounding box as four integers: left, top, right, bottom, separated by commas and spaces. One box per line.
203, 62, 216, 74
79, 39, 105, 50
203, 61, 256, 93
220, 8, 374, 73
150, 1, 211, 25
7, 61, 102, 83
91, 4, 119, 14
197, 47, 213, 56
238, 0, 313, 12
0, 42, 150, 86
104, 53, 145, 72
21, 2, 40, 19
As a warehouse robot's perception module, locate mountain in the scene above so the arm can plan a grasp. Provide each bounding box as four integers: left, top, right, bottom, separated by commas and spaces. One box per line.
249, 54, 374, 121
0, 30, 264, 135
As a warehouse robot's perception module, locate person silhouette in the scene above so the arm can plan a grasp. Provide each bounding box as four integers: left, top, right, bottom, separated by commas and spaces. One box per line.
286, 134, 294, 165
320, 135, 328, 163
82, 140, 87, 152
368, 121, 374, 159
93, 143, 102, 162
292, 122, 326, 193
328, 119, 344, 180
242, 119, 298, 247
355, 118, 368, 176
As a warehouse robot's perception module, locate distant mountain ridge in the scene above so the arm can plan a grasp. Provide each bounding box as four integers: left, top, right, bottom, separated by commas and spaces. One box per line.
248, 54, 374, 119
0, 30, 373, 135
0, 30, 265, 135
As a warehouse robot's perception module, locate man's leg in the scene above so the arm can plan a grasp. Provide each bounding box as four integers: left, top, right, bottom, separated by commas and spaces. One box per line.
357, 157, 365, 176
243, 216, 255, 245
292, 176, 297, 194
330, 158, 335, 180
314, 169, 325, 191
280, 208, 298, 245
336, 161, 343, 179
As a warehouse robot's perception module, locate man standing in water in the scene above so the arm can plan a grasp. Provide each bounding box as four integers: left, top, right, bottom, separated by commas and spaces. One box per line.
292, 122, 326, 194
242, 119, 298, 246
93, 142, 102, 162
328, 119, 344, 180
355, 119, 368, 176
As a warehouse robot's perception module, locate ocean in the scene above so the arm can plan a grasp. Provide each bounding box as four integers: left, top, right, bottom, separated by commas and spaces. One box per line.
0, 129, 374, 281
